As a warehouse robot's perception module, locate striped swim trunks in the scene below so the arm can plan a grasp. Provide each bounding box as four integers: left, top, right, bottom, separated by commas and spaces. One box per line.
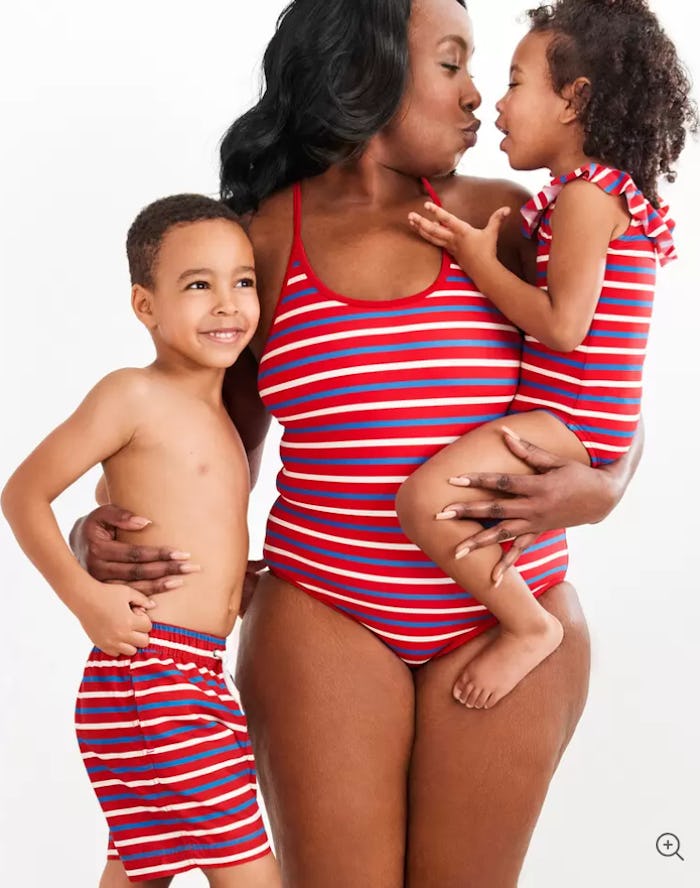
75, 622, 270, 882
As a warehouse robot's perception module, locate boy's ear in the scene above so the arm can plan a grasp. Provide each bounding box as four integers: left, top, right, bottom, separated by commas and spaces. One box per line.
131, 284, 157, 329
560, 77, 591, 124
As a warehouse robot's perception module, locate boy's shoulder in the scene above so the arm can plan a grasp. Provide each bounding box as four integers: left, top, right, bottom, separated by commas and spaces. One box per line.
91, 367, 156, 401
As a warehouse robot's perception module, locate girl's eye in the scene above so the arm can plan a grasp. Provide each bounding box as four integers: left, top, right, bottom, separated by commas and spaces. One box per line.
441, 63, 461, 73
235, 277, 256, 288
186, 280, 209, 290
508, 82, 519, 89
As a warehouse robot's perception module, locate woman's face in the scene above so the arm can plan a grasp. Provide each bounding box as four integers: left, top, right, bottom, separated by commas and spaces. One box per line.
371, 0, 481, 178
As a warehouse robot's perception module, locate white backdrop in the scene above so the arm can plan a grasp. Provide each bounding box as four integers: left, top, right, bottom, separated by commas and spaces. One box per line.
1, 2, 698, 885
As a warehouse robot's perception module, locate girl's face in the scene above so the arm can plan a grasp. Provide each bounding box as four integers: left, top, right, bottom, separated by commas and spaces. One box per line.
495, 30, 574, 171
370, 0, 482, 178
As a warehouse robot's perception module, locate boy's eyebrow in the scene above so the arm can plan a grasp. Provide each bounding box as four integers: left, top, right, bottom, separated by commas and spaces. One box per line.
177, 265, 256, 282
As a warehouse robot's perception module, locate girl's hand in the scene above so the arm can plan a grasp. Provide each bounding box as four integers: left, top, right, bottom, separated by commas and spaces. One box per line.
76, 582, 157, 656
438, 430, 620, 582
69, 504, 197, 595
408, 202, 510, 271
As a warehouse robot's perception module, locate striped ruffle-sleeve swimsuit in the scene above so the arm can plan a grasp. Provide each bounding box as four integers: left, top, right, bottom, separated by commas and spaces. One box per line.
513, 163, 676, 466
258, 179, 569, 667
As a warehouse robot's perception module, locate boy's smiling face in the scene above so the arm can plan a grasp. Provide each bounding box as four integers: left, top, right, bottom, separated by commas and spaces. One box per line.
134, 218, 259, 369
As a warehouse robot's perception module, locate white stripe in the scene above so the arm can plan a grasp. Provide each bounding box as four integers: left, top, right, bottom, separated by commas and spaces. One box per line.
286, 273, 307, 286
602, 279, 655, 292
77, 690, 134, 699
268, 514, 419, 551
516, 549, 568, 573
282, 395, 514, 423
361, 621, 486, 645
260, 358, 520, 398
514, 395, 640, 422
282, 468, 408, 484
520, 362, 642, 388
276, 299, 341, 324
581, 441, 631, 453
281, 436, 460, 450
84, 659, 131, 668
300, 581, 483, 615
127, 842, 271, 878
280, 494, 396, 517
134, 683, 226, 699
264, 544, 454, 585
261, 320, 518, 363
592, 312, 650, 324
138, 713, 246, 732
77, 720, 139, 730
524, 337, 647, 356
608, 248, 654, 257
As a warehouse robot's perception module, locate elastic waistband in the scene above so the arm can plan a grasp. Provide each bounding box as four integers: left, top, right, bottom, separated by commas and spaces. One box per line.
144, 622, 227, 658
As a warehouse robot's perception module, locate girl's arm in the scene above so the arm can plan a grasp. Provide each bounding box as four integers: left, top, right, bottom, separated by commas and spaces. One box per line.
410, 179, 622, 351
2, 371, 157, 655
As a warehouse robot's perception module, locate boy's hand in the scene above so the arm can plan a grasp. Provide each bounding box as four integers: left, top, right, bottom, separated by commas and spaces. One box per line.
76, 583, 157, 656
408, 202, 510, 273
70, 504, 195, 595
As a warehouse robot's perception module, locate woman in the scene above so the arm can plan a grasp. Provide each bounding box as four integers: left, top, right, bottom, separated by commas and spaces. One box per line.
73, 0, 641, 884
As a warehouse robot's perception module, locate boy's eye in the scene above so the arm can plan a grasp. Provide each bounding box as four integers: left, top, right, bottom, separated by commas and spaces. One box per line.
236, 277, 256, 288
186, 280, 209, 290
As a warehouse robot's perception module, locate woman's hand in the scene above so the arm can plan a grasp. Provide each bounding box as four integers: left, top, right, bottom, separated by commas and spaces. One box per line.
240, 558, 268, 616
438, 430, 624, 582
69, 504, 196, 595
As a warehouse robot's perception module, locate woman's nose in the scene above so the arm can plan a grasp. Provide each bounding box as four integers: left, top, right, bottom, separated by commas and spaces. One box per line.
461, 74, 482, 113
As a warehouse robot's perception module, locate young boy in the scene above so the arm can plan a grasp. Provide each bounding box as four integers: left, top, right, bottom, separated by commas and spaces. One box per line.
1, 195, 280, 887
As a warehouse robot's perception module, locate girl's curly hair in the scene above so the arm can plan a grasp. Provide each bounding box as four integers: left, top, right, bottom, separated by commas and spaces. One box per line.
527, 0, 698, 205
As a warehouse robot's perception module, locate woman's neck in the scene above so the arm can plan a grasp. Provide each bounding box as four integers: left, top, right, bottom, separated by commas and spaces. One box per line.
313, 154, 425, 209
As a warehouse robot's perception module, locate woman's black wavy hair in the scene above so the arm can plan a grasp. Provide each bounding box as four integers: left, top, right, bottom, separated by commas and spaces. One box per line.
527, 0, 698, 205
220, 0, 466, 214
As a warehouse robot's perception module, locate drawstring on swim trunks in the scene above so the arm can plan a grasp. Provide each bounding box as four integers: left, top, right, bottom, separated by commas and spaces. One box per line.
213, 649, 240, 701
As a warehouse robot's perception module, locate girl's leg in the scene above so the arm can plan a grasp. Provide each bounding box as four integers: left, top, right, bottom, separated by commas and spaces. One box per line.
395, 410, 588, 708
235, 572, 415, 888
204, 853, 280, 887
407, 581, 591, 888
98, 860, 172, 887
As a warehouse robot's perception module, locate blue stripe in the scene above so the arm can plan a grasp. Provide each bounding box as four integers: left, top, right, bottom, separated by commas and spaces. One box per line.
573, 425, 635, 438
77, 699, 242, 715
259, 339, 520, 381
292, 260, 301, 267
587, 329, 647, 339
280, 286, 318, 304
110, 798, 257, 833
267, 529, 434, 568
274, 500, 404, 534
278, 482, 395, 502
617, 234, 651, 242
119, 829, 267, 862
274, 378, 518, 411
335, 603, 485, 629
604, 171, 625, 193
150, 623, 225, 645
285, 456, 426, 466
521, 380, 641, 404
598, 297, 653, 308
98, 770, 256, 802
522, 532, 567, 554
526, 565, 567, 585
522, 345, 642, 371
284, 412, 507, 434
78, 723, 219, 747
605, 263, 655, 275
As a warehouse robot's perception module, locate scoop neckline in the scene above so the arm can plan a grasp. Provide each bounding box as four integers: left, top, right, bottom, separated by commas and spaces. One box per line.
293, 179, 451, 307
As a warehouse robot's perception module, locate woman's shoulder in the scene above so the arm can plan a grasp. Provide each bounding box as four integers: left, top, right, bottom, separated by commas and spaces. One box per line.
430, 174, 532, 226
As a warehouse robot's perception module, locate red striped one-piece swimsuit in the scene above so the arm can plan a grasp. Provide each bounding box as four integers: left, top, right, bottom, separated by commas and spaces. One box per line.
258, 178, 569, 667
513, 163, 676, 466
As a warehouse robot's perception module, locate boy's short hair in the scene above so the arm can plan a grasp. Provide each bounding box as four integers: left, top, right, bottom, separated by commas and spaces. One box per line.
126, 194, 242, 288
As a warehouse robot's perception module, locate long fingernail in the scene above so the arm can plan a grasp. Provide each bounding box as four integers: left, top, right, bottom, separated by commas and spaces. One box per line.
435, 510, 457, 520
170, 551, 191, 560
448, 477, 471, 487
164, 578, 185, 589
455, 547, 470, 560
131, 517, 152, 528
180, 563, 201, 574
494, 574, 503, 588
501, 425, 521, 441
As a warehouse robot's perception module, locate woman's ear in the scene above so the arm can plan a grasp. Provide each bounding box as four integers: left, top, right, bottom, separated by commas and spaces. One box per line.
560, 77, 591, 123
132, 284, 157, 330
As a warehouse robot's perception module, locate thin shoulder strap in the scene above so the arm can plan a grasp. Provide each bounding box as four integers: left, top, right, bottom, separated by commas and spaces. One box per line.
421, 176, 442, 206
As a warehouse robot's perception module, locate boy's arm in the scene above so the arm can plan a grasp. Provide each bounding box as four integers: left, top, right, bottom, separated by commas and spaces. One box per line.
2, 370, 156, 654
410, 180, 618, 351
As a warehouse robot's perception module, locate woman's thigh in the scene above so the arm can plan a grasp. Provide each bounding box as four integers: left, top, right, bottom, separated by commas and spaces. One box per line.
236, 572, 415, 888
407, 582, 591, 888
